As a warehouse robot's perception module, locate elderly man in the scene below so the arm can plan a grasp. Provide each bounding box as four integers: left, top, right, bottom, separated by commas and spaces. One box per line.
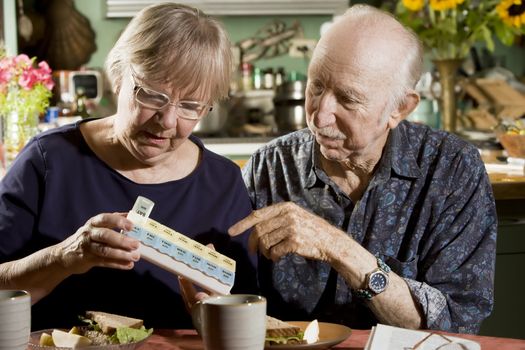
228, 5, 497, 333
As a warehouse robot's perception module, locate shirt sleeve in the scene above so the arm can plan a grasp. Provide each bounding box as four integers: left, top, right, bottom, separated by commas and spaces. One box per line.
404, 146, 497, 334
0, 138, 45, 260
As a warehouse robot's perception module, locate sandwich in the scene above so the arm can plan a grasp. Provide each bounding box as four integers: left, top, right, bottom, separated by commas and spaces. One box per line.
80, 311, 151, 345
39, 311, 153, 347
265, 316, 307, 345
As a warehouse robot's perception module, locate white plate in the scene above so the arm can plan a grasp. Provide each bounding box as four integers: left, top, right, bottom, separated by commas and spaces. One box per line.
28, 328, 150, 350
265, 321, 352, 350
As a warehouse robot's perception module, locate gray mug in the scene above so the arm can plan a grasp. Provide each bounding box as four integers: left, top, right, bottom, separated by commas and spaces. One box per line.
0, 290, 31, 350
192, 294, 266, 350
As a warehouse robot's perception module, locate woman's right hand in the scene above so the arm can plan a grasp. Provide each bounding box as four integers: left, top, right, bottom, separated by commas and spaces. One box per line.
53, 212, 141, 275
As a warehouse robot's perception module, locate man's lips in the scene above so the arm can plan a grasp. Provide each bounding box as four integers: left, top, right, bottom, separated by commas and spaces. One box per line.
316, 133, 342, 146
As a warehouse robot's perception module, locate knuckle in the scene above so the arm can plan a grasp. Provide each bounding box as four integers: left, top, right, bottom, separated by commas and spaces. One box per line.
95, 243, 111, 257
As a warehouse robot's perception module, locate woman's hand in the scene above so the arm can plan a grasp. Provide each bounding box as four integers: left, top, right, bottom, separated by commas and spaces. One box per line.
53, 212, 141, 275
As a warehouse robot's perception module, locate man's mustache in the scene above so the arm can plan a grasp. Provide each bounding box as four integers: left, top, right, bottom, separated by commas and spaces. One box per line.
310, 124, 347, 140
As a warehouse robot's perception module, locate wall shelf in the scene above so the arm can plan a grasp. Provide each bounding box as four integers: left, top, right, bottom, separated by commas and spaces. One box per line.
106, 0, 349, 17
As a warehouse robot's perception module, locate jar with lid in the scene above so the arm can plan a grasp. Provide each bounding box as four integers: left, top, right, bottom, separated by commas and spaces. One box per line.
240, 62, 253, 92
274, 67, 286, 89
253, 67, 263, 90
263, 68, 274, 90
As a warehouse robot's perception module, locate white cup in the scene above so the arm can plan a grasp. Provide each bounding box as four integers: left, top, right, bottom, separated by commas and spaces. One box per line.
192, 294, 266, 350
0, 290, 31, 350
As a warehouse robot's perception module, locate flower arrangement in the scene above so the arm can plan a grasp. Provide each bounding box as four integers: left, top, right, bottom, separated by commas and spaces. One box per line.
0, 52, 54, 165
394, 0, 525, 59
0, 53, 54, 117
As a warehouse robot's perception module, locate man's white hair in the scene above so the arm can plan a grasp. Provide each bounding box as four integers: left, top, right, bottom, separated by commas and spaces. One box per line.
340, 5, 424, 110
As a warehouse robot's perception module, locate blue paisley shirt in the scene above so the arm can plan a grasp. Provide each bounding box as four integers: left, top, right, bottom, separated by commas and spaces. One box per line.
243, 121, 497, 333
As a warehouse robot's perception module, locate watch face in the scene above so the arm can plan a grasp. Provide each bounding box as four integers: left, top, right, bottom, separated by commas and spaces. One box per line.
369, 271, 388, 294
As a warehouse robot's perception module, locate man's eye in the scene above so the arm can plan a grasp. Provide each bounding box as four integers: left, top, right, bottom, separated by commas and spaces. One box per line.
308, 82, 323, 95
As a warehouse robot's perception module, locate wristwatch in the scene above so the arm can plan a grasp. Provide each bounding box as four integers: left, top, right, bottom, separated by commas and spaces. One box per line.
354, 257, 391, 301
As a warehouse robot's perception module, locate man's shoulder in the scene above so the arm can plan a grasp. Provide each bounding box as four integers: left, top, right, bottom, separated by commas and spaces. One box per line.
401, 121, 479, 158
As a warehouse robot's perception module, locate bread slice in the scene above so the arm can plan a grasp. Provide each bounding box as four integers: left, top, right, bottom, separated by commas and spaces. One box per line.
266, 316, 302, 338
85, 311, 143, 334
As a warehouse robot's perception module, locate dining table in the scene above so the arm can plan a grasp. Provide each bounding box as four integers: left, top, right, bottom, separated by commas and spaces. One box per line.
141, 328, 525, 350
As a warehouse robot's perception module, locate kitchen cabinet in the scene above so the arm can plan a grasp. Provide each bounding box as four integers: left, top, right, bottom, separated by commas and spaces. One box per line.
480, 199, 525, 339
105, 0, 349, 17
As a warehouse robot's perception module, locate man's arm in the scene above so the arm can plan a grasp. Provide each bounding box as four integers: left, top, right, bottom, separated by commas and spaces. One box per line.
229, 202, 424, 329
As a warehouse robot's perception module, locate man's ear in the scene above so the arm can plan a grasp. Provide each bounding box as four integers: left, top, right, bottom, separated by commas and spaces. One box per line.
388, 91, 420, 129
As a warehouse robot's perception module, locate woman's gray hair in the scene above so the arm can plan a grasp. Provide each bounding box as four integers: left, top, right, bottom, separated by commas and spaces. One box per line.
342, 5, 424, 110
105, 2, 233, 103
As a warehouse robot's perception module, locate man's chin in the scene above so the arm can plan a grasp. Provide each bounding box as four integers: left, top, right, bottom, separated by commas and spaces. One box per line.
319, 145, 347, 162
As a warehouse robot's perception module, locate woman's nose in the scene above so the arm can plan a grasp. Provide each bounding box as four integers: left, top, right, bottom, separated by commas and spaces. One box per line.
157, 105, 179, 129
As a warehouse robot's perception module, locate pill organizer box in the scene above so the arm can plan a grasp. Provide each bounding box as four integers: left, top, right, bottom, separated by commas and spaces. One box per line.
123, 196, 235, 295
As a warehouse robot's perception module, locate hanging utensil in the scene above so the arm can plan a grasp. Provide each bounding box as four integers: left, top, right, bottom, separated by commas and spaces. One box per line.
17, 0, 33, 42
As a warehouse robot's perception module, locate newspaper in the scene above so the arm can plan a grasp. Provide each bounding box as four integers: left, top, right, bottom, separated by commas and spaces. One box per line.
365, 324, 480, 350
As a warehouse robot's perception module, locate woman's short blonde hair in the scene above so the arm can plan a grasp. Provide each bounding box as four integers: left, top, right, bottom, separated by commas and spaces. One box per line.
105, 2, 233, 103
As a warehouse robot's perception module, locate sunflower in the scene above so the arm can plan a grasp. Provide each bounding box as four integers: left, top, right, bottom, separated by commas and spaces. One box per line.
497, 0, 525, 27
429, 0, 465, 11
402, 0, 425, 11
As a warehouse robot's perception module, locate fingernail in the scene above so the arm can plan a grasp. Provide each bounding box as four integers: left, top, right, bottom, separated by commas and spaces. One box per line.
131, 252, 140, 261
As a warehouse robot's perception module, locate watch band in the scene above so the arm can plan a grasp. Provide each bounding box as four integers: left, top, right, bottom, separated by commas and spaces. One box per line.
354, 257, 391, 301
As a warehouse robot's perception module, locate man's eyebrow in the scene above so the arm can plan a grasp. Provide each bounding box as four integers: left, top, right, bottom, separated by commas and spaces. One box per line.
336, 85, 366, 103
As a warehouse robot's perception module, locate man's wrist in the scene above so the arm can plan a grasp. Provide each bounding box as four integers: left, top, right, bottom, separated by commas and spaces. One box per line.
354, 257, 391, 301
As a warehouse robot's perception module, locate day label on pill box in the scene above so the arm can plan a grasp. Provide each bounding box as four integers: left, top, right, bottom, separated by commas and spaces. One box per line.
124, 196, 236, 292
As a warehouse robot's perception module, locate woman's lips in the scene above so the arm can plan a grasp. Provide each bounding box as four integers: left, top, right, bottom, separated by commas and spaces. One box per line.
141, 131, 169, 144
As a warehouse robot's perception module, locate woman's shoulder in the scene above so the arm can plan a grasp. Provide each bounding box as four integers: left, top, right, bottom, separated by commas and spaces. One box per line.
191, 135, 242, 174
34, 120, 84, 148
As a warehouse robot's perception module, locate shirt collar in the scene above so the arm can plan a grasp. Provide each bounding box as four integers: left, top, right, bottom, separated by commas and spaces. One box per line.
306, 122, 422, 188
379, 122, 422, 180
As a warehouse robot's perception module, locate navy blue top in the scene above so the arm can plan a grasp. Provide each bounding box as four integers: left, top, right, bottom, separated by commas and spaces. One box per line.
0, 120, 257, 330
244, 121, 497, 333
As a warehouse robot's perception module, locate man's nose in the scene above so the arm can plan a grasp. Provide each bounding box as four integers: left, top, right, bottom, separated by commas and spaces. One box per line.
313, 93, 337, 128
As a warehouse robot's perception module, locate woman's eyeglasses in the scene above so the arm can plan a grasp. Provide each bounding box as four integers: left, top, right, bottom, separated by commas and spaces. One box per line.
130, 69, 211, 121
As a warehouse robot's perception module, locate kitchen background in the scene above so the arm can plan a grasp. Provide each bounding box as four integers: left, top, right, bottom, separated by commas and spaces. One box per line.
2, 0, 525, 340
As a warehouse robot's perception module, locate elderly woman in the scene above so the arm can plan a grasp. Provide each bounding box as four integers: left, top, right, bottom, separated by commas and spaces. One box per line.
0, 3, 256, 329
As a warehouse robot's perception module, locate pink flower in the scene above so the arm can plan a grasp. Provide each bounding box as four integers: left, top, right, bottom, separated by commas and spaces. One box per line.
0, 54, 54, 91
0, 53, 54, 116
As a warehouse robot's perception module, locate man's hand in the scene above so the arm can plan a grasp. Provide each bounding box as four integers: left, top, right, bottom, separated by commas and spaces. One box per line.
228, 202, 345, 262
178, 276, 210, 313
178, 243, 216, 313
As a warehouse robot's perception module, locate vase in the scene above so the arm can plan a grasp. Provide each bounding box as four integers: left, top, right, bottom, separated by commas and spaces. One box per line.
432, 59, 463, 133
1, 110, 40, 165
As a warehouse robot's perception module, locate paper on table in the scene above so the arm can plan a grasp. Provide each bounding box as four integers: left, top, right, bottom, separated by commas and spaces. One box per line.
365, 324, 480, 350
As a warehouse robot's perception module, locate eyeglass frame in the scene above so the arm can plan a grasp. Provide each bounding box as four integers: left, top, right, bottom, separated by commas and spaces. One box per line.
129, 67, 212, 121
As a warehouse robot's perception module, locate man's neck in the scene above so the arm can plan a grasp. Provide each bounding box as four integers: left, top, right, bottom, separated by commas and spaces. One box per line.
320, 138, 386, 202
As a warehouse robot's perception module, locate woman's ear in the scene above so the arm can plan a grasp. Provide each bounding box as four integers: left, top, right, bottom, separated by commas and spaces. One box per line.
388, 91, 420, 129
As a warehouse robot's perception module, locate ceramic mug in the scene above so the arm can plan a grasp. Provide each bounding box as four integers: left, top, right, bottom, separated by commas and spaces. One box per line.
191, 294, 266, 350
0, 290, 31, 350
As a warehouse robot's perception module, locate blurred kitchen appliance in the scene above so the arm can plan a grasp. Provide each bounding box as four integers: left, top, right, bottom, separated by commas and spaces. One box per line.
273, 80, 307, 133
53, 70, 103, 105
193, 100, 230, 136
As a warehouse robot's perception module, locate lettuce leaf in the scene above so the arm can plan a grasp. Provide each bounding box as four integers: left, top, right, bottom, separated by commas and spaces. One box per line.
110, 326, 153, 344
